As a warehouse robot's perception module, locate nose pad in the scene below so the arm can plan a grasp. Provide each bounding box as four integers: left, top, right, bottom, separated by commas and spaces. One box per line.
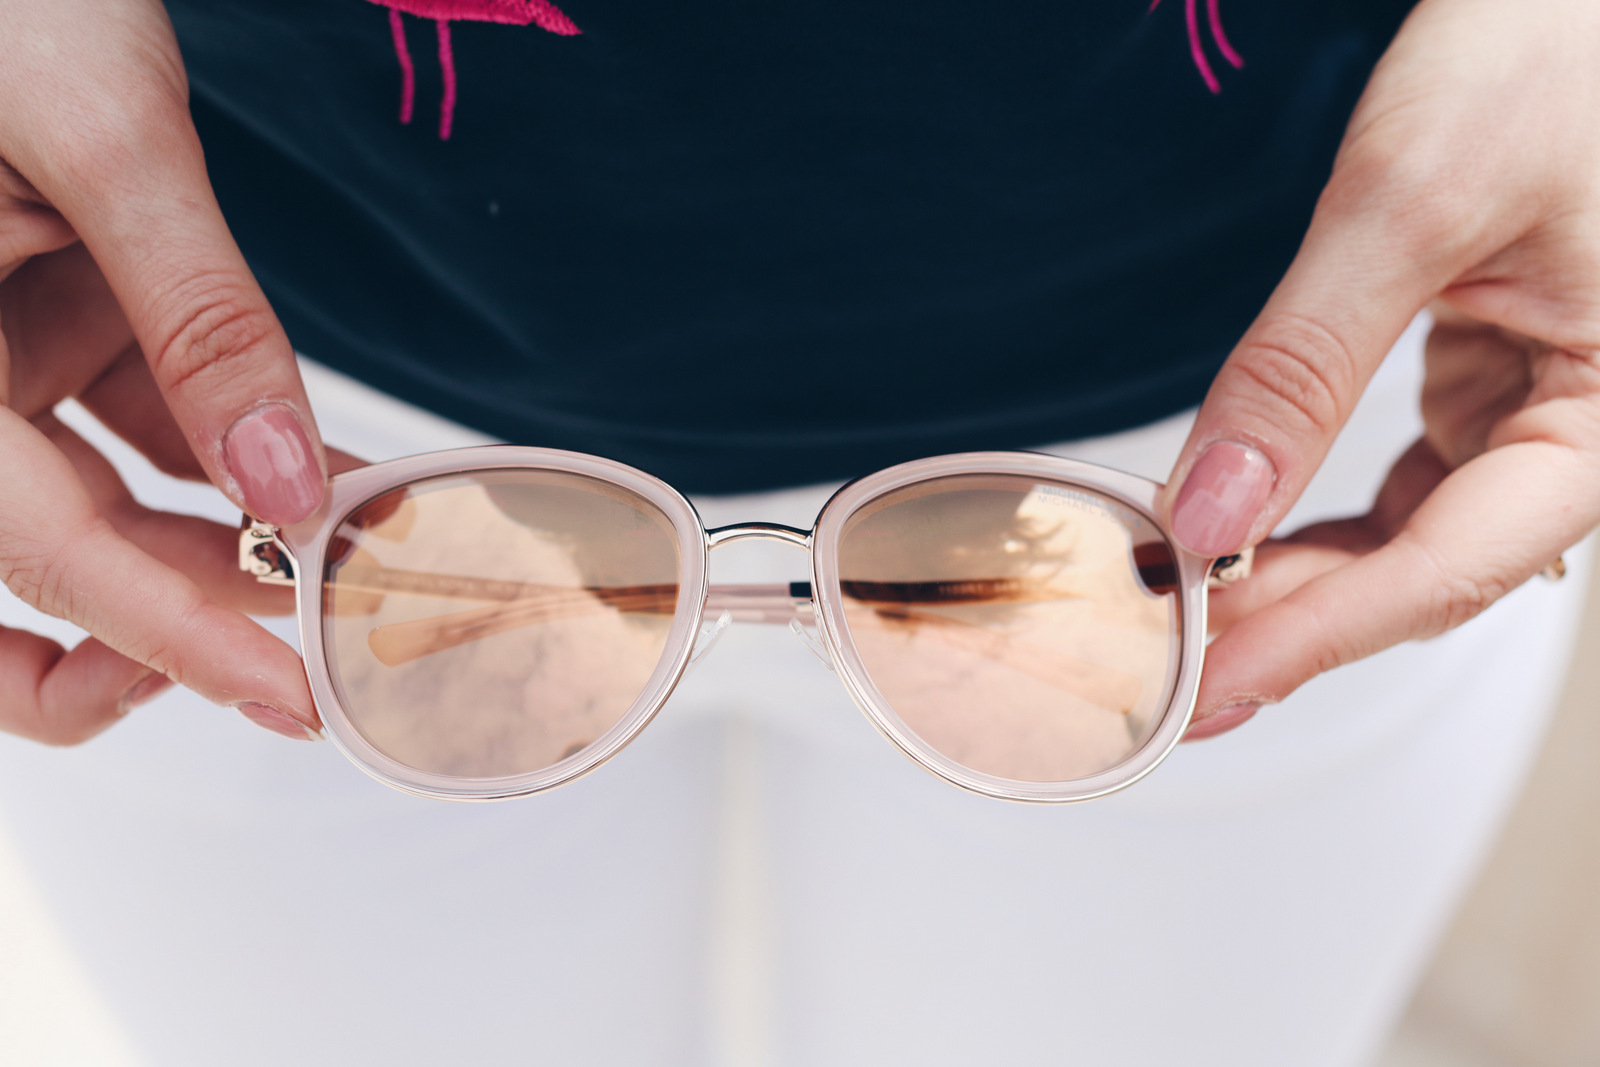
788, 617, 836, 672
686, 609, 734, 674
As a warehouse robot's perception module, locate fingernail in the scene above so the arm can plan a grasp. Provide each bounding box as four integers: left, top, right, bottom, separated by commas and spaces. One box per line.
1184, 702, 1259, 742
223, 405, 323, 526
1172, 442, 1276, 557
118, 672, 174, 715
235, 701, 323, 742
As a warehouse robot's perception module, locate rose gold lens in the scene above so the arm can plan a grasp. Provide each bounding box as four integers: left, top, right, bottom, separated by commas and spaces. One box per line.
836, 475, 1181, 783
322, 470, 681, 779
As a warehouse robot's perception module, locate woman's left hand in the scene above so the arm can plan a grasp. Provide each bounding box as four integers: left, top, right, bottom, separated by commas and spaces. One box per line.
1163, 0, 1600, 740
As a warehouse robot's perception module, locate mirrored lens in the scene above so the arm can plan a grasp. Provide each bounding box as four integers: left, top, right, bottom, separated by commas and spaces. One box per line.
835, 475, 1182, 783
321, 469, 682, 779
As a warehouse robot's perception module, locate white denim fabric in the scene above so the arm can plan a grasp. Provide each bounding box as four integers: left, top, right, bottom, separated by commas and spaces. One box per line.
0, 315, 1587, 1067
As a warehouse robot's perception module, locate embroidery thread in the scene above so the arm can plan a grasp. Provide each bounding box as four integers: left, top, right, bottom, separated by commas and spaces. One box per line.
1150, 0, 1243, 94
369, 1, 581, 140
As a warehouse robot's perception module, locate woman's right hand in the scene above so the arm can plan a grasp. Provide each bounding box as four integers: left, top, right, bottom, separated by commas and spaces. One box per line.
1161, 0, 1600, 741
0, 0, 327, 744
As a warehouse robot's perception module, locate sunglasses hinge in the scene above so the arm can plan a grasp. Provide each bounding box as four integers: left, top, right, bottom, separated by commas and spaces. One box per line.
239, 518, 297, 586
1206, 547, 1254, 589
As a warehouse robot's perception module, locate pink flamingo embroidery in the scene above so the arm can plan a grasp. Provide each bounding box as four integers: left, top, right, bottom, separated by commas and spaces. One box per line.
1150, 0, 1243, 94
368, 0, 581, 140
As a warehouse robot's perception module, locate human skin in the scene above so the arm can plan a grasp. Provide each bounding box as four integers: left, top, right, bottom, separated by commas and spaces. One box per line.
0, 0, 326, 743
0, 0, 1594, 749
1167, 0, 1600, 739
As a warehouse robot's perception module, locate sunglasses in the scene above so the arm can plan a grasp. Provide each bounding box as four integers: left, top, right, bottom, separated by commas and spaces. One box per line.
240, 448, 1250, 803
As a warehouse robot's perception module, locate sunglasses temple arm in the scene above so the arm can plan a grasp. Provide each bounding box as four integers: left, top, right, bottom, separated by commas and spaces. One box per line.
344, 573, 1068, 669
705, 584, 815, 624
353, 570, 1108, 661
355, 583, 814, 667
245, 531, 1250, 691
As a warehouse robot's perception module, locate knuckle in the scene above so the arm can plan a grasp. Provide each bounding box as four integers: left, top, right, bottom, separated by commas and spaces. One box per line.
1406, 538, 1509, 636
1322, 136, 1478, 251
1229, 315, 1357, 437
40, 90, 185, 195
133, 638, 185, 691
1303, 602, 1365, 679
1427, 575, 1500, 633
129, 591, 210, 687
36, 121, 131, 195
1, 540, 76, 617
1329, 136, 1434, 205
149, 284, 278, 397
0, 517, 106, 621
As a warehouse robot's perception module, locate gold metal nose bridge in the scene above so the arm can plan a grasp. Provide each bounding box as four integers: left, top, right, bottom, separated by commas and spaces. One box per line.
705, 522, 812, 551
696, 522, 828, 668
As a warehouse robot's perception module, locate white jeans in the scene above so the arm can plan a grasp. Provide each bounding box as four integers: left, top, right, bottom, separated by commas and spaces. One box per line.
0, 317, 1586, 1066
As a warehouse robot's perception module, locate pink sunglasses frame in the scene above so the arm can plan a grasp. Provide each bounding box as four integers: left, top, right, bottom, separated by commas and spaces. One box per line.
241, 447, 1248, 804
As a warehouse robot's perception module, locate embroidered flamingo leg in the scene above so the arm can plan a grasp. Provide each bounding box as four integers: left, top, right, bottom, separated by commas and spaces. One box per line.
389, 8, 416, 124
368, 1, 580, 138
1149, 0, 1242, 93
437, 20, 457, 140
1183, 0, 1220, 94
1207, 0, 1244, 70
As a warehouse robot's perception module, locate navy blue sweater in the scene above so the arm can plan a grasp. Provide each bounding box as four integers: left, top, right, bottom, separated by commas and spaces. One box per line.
168, 0, 1415, 491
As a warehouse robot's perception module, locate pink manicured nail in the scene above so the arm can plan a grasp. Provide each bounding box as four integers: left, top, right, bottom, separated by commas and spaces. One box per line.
1184, 703, 1259, 742
118, 673, 174, 716
1171, 441, 1276, 557
223, 405, 323, 525
236, 702, 322, 742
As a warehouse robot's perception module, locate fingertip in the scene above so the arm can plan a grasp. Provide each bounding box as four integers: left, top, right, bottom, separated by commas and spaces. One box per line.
1170, 441, 1277, 557
174, 606, 321, 734
222, 403, 325, 524
234, 701, 323, 742
1181, 702, 1260, 742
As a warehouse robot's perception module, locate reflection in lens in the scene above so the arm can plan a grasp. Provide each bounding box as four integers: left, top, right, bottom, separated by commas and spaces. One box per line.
836, 475, 1181, 783
322, 470, 681, 779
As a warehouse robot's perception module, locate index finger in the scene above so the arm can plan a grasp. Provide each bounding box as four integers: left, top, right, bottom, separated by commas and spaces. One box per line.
0, 405, 319, 734
1160, 181, 1462, 559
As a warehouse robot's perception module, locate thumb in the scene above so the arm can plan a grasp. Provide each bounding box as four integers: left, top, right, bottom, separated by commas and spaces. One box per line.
3, 3, 325, 525
1162, 177, 1464, 557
